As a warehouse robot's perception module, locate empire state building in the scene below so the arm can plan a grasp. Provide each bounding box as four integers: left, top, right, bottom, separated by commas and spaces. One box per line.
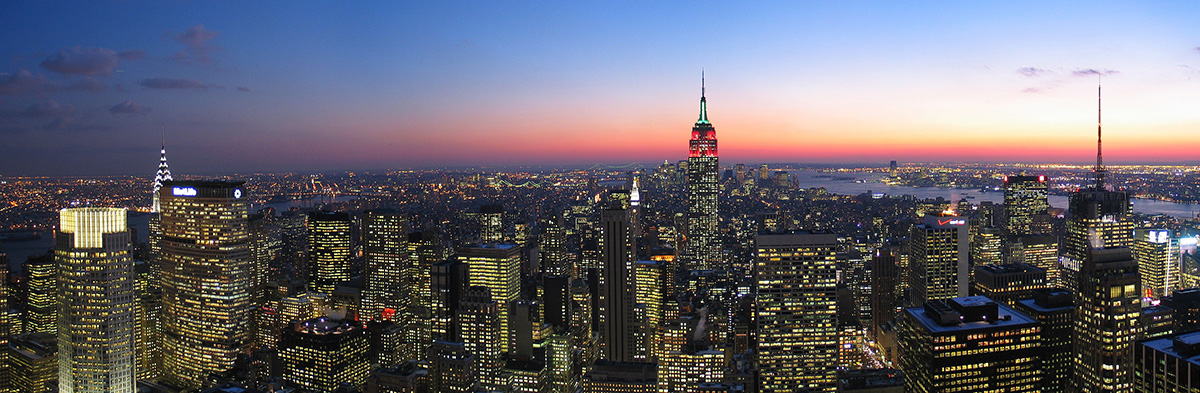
684, 78, 720, 270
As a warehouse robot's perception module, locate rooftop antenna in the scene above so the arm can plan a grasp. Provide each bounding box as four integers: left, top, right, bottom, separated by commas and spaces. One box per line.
1095, 75, 1105, 190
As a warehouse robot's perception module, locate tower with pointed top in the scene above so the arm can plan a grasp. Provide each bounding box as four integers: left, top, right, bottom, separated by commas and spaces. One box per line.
152, 136, 172, 213
683, 75, 720, 270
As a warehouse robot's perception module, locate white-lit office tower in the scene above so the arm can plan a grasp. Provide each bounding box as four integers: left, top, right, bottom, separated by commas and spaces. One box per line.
1073, 248, 1142, 392
1134, 229, 1180, 299
539, 212, 570, 277
684, 77, 721, 271
408, 230, 443, 357
24, 255, 55, 333
459, 286, 504, 391
755, 232, 839, 392
308, 211, 352, 295
134, 261, 162, 380
658, 349, 725, 393
480, 204, 505, 244
1004, 175, 1051, 237
459, 244, 520, 353
279, 317, 371, 392
633, 260, 670, 361
908, 215, 969, 306
159, 181, 252, 389
362, 209, 409, 320
56, 207, 136, 393
601, 190, 637, 362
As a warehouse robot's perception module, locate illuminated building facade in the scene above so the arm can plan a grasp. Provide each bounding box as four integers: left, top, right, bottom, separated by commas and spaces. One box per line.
56, 207, 136, 393
1073, 248, 1142, 392
280, 317, 371, 392
308, 211, 352, 295
539, 212, 570, 277
601, 190, 637, 362
899, 296, 1042, 393
971, 263, 1048, 306
459, 286, 504, 391
1060, 188, 1134, 294
633, 260, 669, 361
134, 261, 162, 379
430, 340, 475, 393
1006, 235, 1060, 285
8, 332, 57, 393
459, 244, 520, 352
362, 209, 409, 321
755, 232, 839, 392
159, 181, 252, 389
1133, 229, 1179, 299
480, 204, 505, 243
1133, 330, 1200, 392
582, 361, 657, 393
431, 259, 469, 342
23, 255, 55, 334
908, 215, 969, 306
684, 78, 720, 271
970, 225, 1003, 266
1014, 289, 1074, 393
658, 349, 725, 393
408, 230, 443, 356
151, 137, 172, 213
1003, 175, 1050, 237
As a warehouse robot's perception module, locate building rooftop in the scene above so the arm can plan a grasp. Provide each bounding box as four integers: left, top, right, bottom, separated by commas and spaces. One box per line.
294, 317, 362, 335
906, 296, 1038, 333
1140, 331, 1200, 366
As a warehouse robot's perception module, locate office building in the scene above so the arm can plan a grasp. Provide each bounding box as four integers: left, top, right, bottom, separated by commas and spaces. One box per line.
459, 286, 504, 391
658, 349, 725, 393
908, 215, 969, 306
56, 207, 137, 393
431, 259, 469, 342
755, 231, 839, 392
362, 209, 409, 321
684, 78, 721, 270
582, 361, 657, 393
134, 260, 162, 380
971, 263, 1047, 306
1004, 175, 1050, 237
429, 340, 475, 393
899, 296, 1041, 392
539, 212, 570, 277
459, 244, 520, 352
601, 190, 637, 362
1133, 330, 1200, 392
159, 181, 253, 389
1133, 229, 1179, 299
633, 260, 670, 361
1073, 248, 1142, 392
23, 254, 55, 334
308, 211, 352, 295
1005, 235, 1060, 285
365, 360, 428, 393
870, 248, 899, 339
1164, 288, 1200, 332
8, 332, 57, 393
280, 317, 371, 392
1014, 288, 1074, 393
479, 204, 505, 244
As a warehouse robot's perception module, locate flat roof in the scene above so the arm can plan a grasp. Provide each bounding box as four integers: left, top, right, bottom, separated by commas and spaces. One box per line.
1140, 331, 1200, 367
905, 299, 1038, 333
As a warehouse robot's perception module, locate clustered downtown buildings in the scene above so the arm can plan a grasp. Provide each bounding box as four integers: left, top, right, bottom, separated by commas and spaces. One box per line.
2, 83, 1200, 393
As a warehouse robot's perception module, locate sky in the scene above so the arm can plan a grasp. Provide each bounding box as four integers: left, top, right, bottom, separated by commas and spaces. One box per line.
2, 1, 1200, 176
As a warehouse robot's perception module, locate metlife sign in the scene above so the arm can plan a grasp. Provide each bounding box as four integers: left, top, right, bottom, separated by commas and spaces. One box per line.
172, 186, 197, 197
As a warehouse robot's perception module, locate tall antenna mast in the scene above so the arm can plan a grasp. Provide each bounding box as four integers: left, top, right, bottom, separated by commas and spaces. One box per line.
1095, 76, 1105, 190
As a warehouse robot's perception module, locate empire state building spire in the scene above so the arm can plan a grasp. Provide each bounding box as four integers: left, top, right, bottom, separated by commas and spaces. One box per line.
152, 133, 173, 213
684, 72, 720, 270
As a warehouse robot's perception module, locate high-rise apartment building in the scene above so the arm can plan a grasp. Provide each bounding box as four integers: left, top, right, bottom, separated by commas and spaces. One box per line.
280, 317, 371, 392
1003, 175, 1050, 237
159, 181, 252, 389
308, 211, 352, 295
458, 244, 520, 353
908, 215, 969, 306
898, 296, 1041, 392
684, 78, 720, 270
755, 231, 839, 392
56, 207, 136, 393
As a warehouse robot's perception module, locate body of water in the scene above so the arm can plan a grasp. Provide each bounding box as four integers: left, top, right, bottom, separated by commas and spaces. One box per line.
793, 171, 1200, 219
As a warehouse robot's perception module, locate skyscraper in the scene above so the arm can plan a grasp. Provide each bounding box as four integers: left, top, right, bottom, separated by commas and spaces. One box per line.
1073, 248, 1142, 392
1014, 288, 1075, 393
458, 286, 503, 391
684, 76, 720, 270
600, 190, 637, 362
151, 135, 172, 214
431, 259, 469, 342
458, 244, 520, 353
1003, 175, 1050, 237
362, 209, 409, 320
23, 255, 54, 334
539, 212, 570, 277
908, 215, 969, 306
633, 260, 669, 361
159, 181, 252, 389
56, 207, 136, 393
755, 231, 839, 392
308, 211, 352, 295
479, 204, 505, 244
1134, 229, 1179, 299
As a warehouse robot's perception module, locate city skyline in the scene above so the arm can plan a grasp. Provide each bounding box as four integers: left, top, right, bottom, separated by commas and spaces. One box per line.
4, 2, 1200, 176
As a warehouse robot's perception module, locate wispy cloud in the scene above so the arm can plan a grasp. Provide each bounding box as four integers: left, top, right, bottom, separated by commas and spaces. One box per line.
1072, 68, 1119, 77
236, 86, 250, 92
168, 24, 221, 65
0, 69, 105, 95
139, 77, 214, 90
38, 47, 139, 77
1017, 67, 1050, 77
110, 100, 152, 114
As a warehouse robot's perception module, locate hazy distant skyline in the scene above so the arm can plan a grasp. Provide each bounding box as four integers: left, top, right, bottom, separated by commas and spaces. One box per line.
3, 2, 1200, 176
